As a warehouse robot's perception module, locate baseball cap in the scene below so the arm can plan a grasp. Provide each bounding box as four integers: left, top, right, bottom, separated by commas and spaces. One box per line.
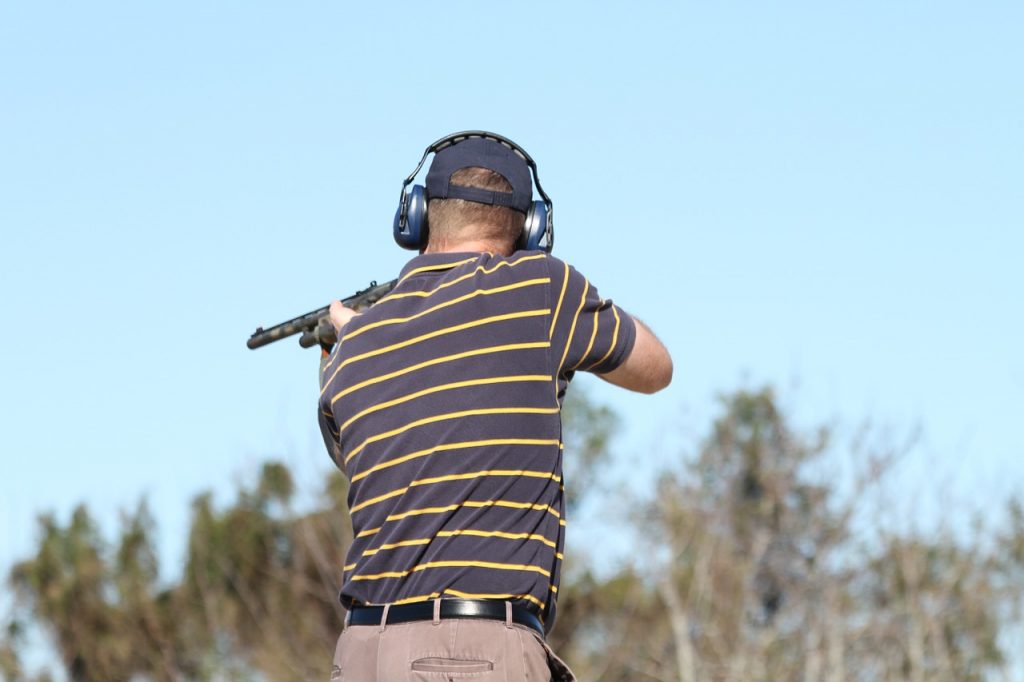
425, 137, 533, 213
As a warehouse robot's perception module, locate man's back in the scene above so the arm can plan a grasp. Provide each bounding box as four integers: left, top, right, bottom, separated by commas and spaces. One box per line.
319, 250, 635, 628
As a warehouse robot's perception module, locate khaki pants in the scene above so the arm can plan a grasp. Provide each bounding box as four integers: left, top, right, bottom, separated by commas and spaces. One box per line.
330, 605, 576, 681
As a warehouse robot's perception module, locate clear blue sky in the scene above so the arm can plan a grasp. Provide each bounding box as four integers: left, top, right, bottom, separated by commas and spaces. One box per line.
2, 1, 1022, 583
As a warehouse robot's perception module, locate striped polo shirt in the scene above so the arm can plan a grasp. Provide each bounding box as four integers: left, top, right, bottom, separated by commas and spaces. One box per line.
318, 250, 636, 631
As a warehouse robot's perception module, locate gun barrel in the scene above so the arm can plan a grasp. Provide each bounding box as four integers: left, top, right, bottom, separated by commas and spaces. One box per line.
247, 306, 327, 349
247, 278, 398, 350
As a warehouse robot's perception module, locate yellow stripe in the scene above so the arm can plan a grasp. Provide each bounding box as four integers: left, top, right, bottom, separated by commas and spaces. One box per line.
362, 538, 432, 556
414, 469, 561, 488
339, 375, 552, 435
549, 584, 558, 594
351, 438, 559, 483
391, 592, 442, 605
343, 278, 550, 341
356, 526, 381, 538
384, 253, 548, 305
343, 562, 357, 571
321, 411, 339, 437
350, 486, 408, 513
345, 407, 560, 464
321, 341, 347, 376
443, 588, 546, 610
585, 305, 622, 371
384, 503, 461, 520
362, 528, 558, 559
385, 499, 562, 523
398, 257, 477, 282
351, 570, 407, 580
549, 260, 569, 339
437, 528, 558, 549
570, 307, 601, 371
321, 310, 550, 397
350, 560, 551, 582
555, 279, 590, 393
351, 469, 562, 514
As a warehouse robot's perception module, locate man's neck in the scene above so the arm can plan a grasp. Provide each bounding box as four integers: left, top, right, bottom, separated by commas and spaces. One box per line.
423, 239, 512, 256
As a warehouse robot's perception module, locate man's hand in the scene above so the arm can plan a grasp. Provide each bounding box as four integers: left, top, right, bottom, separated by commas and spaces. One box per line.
329, 301, 359, 335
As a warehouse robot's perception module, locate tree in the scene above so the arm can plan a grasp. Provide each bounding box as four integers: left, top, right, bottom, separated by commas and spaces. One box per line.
619, 387, 1015, 682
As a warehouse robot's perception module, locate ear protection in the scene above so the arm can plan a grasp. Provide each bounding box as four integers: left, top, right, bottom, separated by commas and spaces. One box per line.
393, 131, 554, 253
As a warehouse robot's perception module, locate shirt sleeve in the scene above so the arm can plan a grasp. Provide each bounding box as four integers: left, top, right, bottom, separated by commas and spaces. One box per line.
547, 257, 636, 379
318, 408, 342, 466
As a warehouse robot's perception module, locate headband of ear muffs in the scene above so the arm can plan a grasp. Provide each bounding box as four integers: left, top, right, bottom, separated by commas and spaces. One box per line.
393, 131, 554, 253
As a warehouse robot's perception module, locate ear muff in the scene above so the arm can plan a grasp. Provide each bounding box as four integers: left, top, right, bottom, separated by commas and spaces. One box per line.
393, 184, 427, 250
520, 200, 553, 252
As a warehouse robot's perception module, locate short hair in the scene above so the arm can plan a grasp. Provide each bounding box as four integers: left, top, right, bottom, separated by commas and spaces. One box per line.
427, 167, 525, 249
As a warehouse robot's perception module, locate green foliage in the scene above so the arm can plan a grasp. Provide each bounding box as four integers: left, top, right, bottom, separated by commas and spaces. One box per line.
0, 619, 25, 681
8, 467, 352, 681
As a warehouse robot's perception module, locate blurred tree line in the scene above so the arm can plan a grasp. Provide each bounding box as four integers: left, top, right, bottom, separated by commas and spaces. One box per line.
3, 387, 1023, 681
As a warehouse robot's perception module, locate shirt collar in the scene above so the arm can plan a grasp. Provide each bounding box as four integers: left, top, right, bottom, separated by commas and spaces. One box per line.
399, 252, 487, 280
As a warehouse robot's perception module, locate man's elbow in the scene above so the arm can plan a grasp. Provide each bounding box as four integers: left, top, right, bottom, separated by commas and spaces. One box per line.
640, 353, 673, 394
599, 348, 673, 394
627, 317, 672, 394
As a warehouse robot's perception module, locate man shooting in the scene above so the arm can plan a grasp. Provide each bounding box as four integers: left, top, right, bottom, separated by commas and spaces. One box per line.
319, 132, 672, 681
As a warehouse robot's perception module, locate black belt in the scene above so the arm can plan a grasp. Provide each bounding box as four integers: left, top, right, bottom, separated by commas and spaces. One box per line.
347, 598, 544, 637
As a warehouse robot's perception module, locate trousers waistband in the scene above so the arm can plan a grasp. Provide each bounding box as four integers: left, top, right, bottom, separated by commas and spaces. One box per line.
347, 598, 544, 636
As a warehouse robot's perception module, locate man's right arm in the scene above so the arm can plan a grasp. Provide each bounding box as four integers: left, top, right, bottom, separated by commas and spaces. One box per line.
598, 316, 673, 394
547, 257, 672, 394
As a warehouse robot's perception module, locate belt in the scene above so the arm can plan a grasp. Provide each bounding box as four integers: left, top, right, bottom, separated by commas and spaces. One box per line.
347, 598, 544, 637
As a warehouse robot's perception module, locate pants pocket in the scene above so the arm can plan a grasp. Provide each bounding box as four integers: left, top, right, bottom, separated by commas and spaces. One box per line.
411, 657, 494, 673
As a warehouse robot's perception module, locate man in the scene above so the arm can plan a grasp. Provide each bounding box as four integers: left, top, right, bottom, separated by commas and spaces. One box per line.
319, 132, 672, 681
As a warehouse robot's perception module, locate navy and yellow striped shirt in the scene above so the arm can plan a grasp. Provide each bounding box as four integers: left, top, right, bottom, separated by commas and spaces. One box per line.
318, 250, 636, 631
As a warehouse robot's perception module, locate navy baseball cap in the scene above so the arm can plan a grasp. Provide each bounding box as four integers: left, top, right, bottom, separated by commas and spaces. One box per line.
425, 137, 533, 213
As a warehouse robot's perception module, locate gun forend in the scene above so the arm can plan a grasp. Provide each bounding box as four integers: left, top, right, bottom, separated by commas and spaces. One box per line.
247, 278, 397, 350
